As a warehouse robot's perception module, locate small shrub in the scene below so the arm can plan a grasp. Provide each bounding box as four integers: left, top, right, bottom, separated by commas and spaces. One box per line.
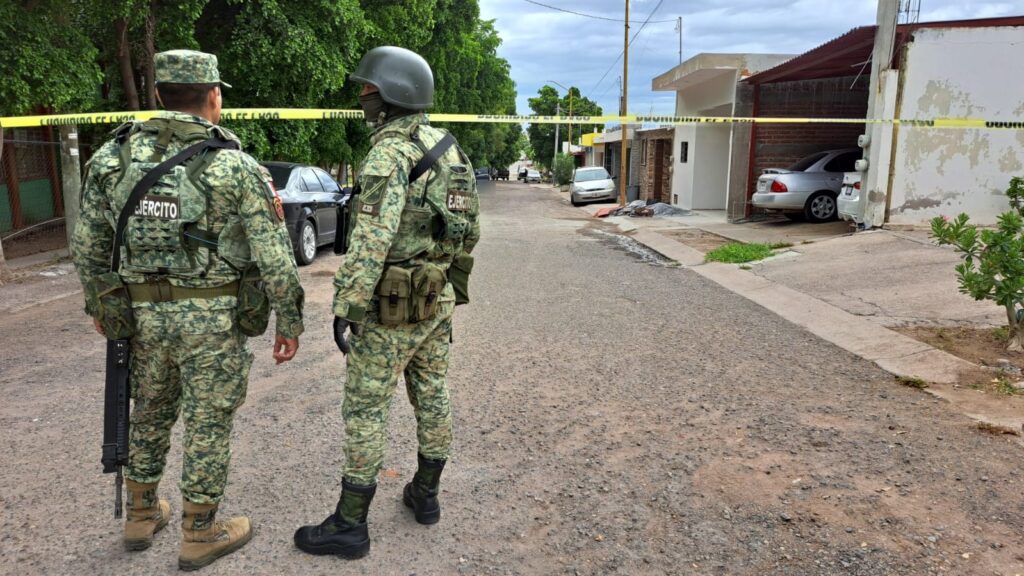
932, 176, 1024, 351
705, 243, 774, 264
896, 375, 929, 389
553, 153, 575, 186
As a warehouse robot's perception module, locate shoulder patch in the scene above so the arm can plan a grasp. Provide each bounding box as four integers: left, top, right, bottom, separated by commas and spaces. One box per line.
256, 165, 284, 222
359, 175, 389, 209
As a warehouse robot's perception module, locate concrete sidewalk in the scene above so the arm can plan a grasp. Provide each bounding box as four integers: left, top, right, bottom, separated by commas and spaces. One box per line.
559, 189, 1022, 434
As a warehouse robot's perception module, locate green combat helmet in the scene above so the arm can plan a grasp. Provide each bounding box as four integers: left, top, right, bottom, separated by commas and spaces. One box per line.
350, 46, 433, 110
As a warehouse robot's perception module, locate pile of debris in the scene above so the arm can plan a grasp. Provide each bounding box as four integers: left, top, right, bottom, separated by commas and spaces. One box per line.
598, 200, 690, 218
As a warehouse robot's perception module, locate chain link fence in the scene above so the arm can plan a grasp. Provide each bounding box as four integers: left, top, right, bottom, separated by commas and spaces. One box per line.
1, 127, 69, 260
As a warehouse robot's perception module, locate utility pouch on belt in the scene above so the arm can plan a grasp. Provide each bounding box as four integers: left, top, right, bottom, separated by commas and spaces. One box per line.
449, 254, 474, 306
236, 267, 270, 337
412, 264, 447, 322
376, 266, 412, 325
86, 271, 136, 339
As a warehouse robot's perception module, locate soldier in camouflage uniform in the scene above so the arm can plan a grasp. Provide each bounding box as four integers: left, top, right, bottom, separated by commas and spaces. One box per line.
294, 46, 480, 560
71, 50, 304, 571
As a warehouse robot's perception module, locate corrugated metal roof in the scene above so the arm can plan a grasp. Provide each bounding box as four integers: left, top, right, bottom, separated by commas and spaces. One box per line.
745, 16, 1024, 85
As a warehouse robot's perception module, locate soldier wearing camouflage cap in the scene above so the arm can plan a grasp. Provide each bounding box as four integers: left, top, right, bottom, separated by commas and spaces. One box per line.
294, 46, 480, 560
72, 49, 304, 570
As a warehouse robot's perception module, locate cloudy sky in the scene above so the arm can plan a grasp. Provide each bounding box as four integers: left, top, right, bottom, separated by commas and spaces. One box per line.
478, 0, 1024, 117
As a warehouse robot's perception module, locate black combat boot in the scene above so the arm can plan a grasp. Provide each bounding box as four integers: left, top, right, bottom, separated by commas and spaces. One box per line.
403, 453, 446, 525
293, 480, 376, 559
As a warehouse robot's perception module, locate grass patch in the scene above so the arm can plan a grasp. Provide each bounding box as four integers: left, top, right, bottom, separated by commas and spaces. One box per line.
769, 242, 794, 250
705, 242, 774, 264
992, 375, 1023, 396
895, 375, 929, 389
992, 326, 1010, 343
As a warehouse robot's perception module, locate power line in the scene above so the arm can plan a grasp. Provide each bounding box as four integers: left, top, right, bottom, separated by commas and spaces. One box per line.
586, 0, 666, 101
521, 0, 675, 24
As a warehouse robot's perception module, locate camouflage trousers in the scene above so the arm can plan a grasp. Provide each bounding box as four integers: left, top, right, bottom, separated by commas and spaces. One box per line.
126, 307, 253, 504
343, 300, 454, 485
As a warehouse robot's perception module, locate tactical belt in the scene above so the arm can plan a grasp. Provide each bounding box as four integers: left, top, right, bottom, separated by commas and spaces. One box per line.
126, 281, 239, 303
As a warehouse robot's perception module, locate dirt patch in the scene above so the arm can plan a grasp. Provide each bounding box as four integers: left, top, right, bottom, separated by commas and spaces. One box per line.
658, 228, 733, 253
897, 326, 1024, 402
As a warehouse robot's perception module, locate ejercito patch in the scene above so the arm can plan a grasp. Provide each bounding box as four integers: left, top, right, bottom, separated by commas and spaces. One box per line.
133, 195, 180, 219
446, 188, 472, 212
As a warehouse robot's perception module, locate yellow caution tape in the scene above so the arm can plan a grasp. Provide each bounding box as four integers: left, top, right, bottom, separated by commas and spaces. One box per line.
1, 109, 1021, 130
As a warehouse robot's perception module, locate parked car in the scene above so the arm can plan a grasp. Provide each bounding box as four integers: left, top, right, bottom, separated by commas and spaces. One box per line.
475, 167, 491, 181
750, 148, 861, 223
491, 167, 509, 180
837, 171, 863, 222
569, 166, 616, 206
525, 169, 541, 183
260, 161, 350, 265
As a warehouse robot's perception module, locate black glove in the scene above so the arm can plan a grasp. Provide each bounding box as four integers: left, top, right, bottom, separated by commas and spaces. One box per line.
333, 316, 361, 355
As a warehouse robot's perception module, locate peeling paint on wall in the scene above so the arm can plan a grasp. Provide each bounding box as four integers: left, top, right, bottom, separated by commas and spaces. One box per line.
887, 26, 1024, 226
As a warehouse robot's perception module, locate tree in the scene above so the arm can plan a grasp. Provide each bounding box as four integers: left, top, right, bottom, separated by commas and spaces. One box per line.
932, 176, 1024, 351
527, 86, 601, 170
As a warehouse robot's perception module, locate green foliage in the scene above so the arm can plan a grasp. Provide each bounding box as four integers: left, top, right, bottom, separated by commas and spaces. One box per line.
553, 153, 575, 186
704, 243, 774, 264
931, 176, 1024, 350
895, 375, 929, 389
5, 0, 518, 172
0, 2, 103, 115
527, 85, 602, 170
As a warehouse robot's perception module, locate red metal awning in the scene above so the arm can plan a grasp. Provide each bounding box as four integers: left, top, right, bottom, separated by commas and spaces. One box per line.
744, 16, 1024, 85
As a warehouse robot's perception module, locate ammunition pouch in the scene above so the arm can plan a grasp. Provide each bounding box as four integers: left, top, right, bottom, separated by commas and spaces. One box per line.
376, 266, 412, 326
412, 263, 447, 322
449, 254, 474, 306
87, 271, 136, 340
236, 267, 270, 337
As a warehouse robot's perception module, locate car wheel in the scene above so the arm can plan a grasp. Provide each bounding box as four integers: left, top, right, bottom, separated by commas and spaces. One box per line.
804, 192, 837, 223
296, 219, 317, 265
570, 192, 582, 206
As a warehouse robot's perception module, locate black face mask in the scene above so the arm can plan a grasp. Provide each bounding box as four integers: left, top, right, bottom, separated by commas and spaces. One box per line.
358, 92, 386, 125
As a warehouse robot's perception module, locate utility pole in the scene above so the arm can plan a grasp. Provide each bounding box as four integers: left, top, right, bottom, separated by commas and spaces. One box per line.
860, 0, 899, 228
676, 16, 682, 64
60, 125, 82, 248
552, 102, 560, 178
618, 0, 630, 205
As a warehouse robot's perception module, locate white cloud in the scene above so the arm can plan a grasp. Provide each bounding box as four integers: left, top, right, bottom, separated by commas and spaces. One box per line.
479, 0, 1024, 116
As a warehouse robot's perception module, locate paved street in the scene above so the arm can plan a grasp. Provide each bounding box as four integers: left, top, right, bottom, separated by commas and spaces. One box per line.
1, 181, 1022, 575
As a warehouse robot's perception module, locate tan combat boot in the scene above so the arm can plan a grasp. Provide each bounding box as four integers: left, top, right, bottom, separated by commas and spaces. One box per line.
124, 479, 172, 551
178, 500, 253, 571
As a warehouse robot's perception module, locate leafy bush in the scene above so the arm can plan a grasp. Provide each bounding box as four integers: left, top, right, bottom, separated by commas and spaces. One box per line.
931, 176, 1024, 351
553, 153, 575, 186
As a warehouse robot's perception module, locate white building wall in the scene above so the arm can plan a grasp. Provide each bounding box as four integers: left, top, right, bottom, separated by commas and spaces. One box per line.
672, 124, 697, 208
888, 26, 1024, 225
693, 124, 731, 209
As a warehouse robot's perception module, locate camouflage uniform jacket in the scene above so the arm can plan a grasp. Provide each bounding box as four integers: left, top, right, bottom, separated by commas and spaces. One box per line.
72, 111, 305, 338
333, 113, 480, 322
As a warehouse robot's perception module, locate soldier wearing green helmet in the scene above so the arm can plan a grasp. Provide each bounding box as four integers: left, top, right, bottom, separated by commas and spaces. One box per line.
71, 49, 304, 570
294, 46, 480, 560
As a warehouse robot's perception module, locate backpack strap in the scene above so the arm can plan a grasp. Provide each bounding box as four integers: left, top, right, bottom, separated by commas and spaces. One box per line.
410, 133, 456, 185
109, 137, 239, 272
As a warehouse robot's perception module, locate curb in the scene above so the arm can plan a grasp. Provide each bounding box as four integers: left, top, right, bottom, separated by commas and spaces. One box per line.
571, 197, 1024, 436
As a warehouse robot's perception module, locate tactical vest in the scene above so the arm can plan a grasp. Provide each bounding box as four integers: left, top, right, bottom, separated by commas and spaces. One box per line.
377, 126, 477, 264
110, 118, 251, 276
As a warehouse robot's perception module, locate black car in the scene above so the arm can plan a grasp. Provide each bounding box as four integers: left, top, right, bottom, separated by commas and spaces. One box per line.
260, 162, 350, 265
491, 167, 509, 180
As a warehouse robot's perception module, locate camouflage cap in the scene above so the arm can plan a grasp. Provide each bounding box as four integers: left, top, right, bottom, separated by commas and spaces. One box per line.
155, 50, 231, 87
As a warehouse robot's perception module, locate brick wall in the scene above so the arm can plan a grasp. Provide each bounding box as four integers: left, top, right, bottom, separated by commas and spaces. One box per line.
752, 75, 868, 177
637, 128, 674, 203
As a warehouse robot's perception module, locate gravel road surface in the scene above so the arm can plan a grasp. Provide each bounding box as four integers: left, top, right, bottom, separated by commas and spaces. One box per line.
1, 182, 1021, 575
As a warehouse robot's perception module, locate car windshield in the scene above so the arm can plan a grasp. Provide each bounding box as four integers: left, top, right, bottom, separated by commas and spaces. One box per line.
265, 165, 292, 190
787, 152, 828, 172
574, 168, 610, 182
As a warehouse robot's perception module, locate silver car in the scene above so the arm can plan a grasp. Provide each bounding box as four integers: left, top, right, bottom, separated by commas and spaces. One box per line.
751, 148, 860, 222
570, 166, 616, 206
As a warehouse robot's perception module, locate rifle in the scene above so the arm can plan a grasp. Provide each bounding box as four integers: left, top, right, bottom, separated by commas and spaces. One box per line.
99, 136, 238, 517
